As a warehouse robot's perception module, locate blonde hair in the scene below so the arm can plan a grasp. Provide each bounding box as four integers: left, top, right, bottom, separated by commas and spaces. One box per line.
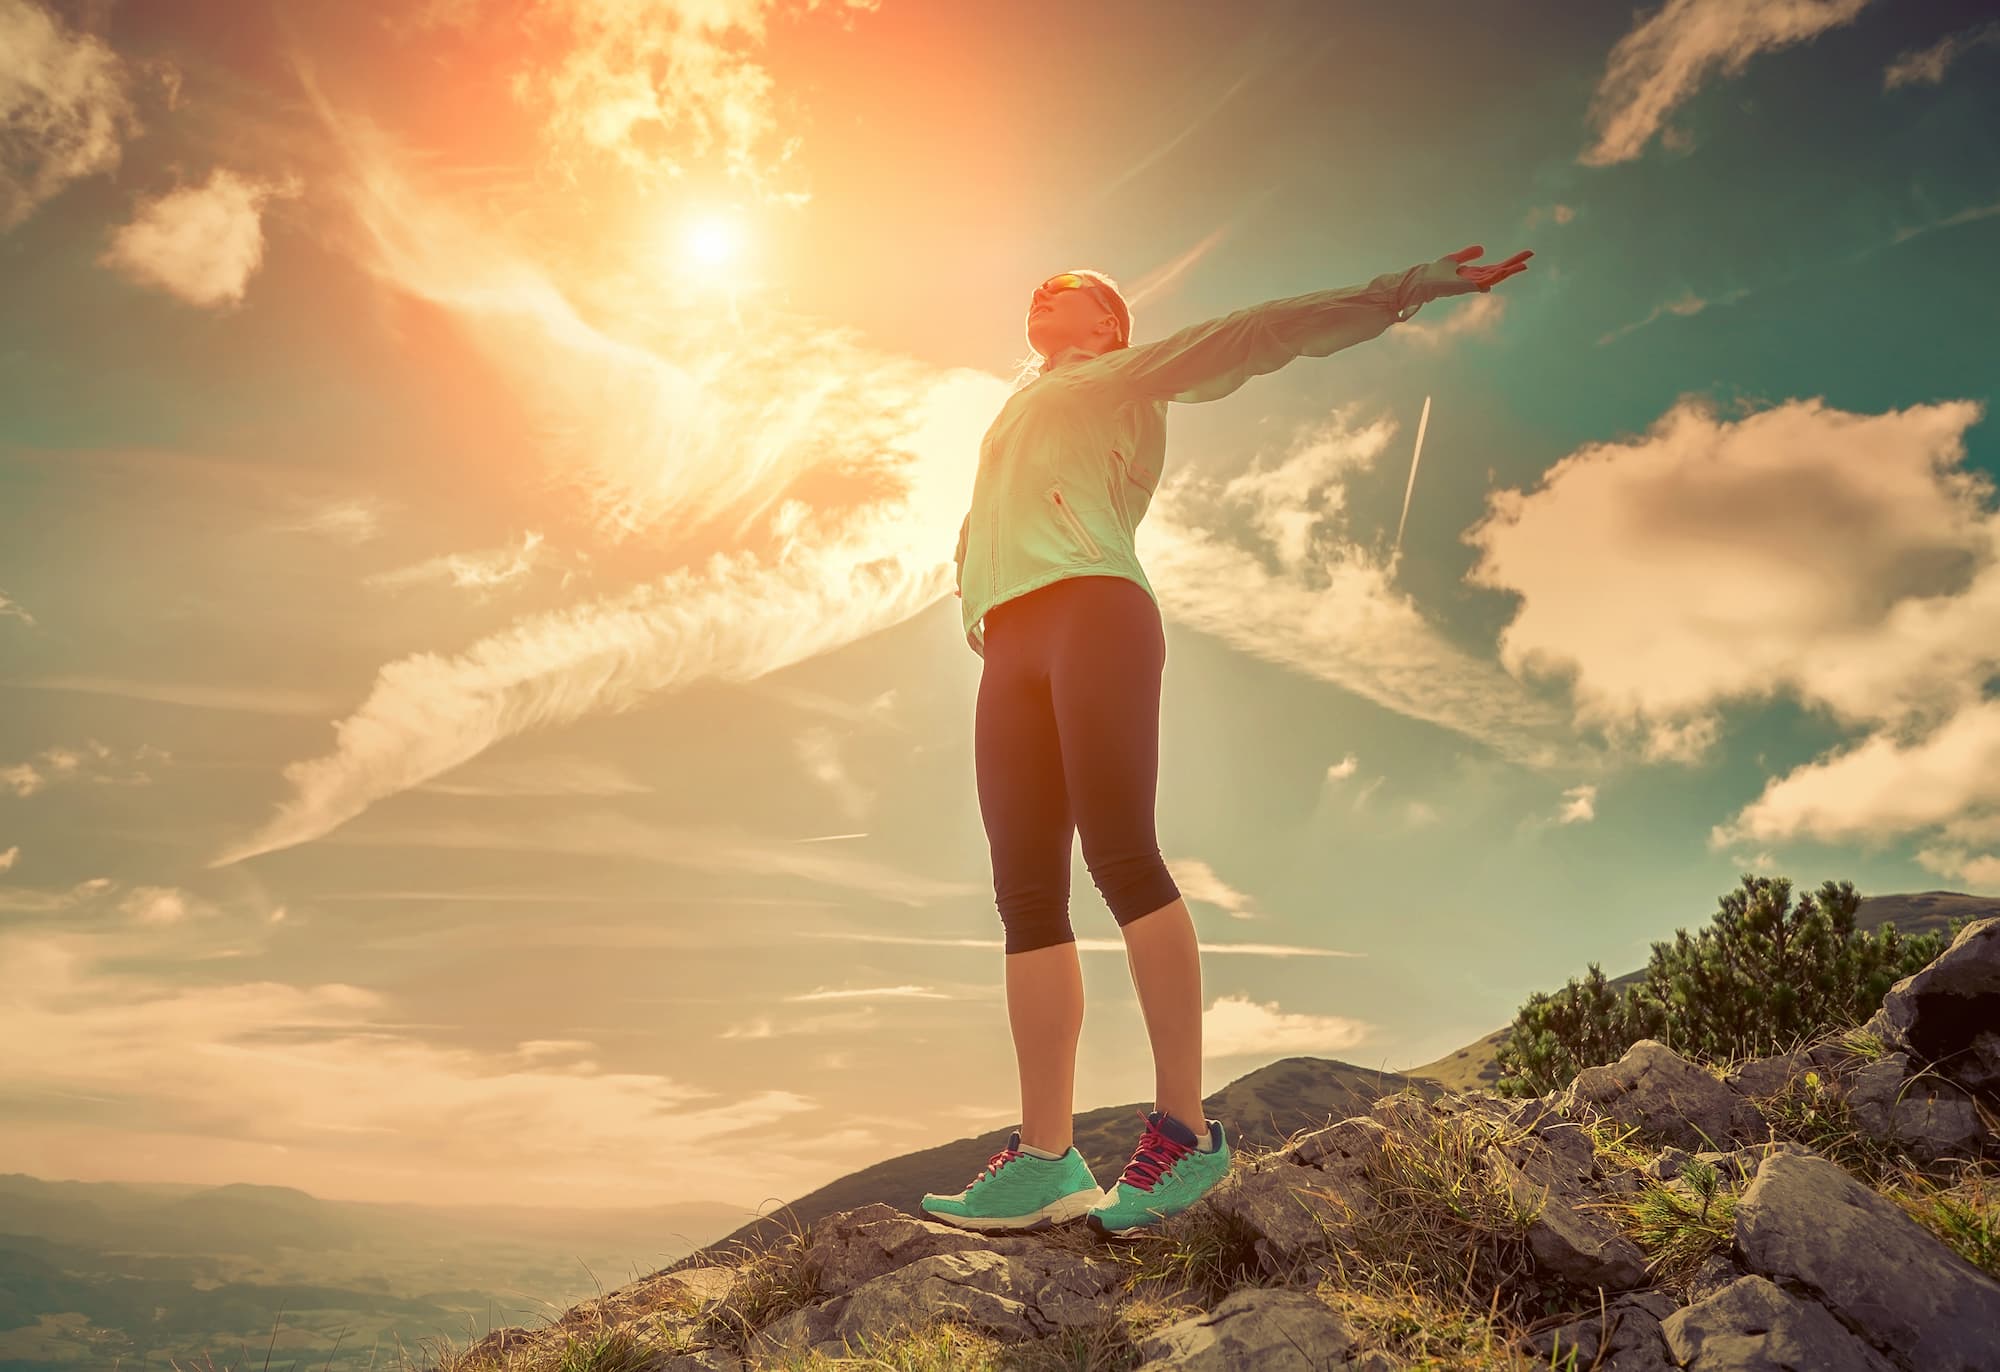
1009, 268, 1132, 393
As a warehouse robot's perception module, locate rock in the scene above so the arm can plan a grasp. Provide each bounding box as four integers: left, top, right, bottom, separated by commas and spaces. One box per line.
461, 1265, 743, 1366
1648, 1146, 1692, 1180
1560, 1040, 1770, 1153
1132, 1287, 1359, 1369
1724, 1047, 1823, 1098
1277, 1114, 1390, 1173
1839, 1052, 1990, 1162
1862, 916, 2000, 1096
1734, 1149, 2000, 1370
1483, 1138, 1653, 1291
1661, 1274, 1898, 1371
750, 1245, 1122, 1362
1207, 1159, 1368, 1275
796, 1203, 1049, 1297
1523, 1288, 1678, 1370
1684, 1252, 1743, 1305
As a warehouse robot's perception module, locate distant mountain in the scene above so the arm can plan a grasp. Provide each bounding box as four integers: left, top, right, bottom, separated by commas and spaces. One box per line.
664, 1053, 1442, 1271
1400, 890, 2000, 1092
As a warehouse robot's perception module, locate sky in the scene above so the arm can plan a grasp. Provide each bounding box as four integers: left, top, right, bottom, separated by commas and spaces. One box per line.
2, 0, 1997, 1213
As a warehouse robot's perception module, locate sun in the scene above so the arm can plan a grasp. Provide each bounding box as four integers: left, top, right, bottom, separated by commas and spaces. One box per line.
683, 211, 745, 268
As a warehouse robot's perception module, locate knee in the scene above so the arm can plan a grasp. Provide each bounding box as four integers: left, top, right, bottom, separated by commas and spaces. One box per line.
998, 893, 1074, 955
1091, 852, 1180, 928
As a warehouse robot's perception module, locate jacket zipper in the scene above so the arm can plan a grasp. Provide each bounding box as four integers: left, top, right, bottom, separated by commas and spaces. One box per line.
1048, 484, 1102, 560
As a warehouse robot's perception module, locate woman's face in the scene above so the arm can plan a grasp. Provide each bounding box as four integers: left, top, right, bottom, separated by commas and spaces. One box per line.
1026, 278, 1120, 359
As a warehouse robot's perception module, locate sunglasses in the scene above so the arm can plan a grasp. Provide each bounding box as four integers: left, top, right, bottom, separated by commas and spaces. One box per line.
1033, 274, 1126, 342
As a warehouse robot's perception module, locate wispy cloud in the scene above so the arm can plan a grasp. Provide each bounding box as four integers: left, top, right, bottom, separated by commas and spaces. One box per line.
0, 845, 17, 872
1557, 783, 1598, 825
0, 0, 139, 230
0, 590, 34, 626
1580, 0, 1875, 166
1883, 18, 2000, 90
1168, 857, 1262, 921
363, 530, 564, 597
99, 167, 303, 307
1140, 408, 1589, 772
802, 931, 1367, 959
1597, 285, 1752, 345
2, 676, 342, 716
273, 496, 390, 545
316, 809, 979, 908
794, 725, 872, 824
0, 925, 822, 1207
1395, 291, 1505, 348
2, 739, 168, 797
1202, 992, 1371, 1059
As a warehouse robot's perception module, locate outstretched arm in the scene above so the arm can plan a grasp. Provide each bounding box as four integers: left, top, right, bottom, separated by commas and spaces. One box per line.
1083, 246, 1531, 406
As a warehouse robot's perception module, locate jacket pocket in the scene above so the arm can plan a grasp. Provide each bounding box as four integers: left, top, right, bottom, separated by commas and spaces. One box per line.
1114, 447, 1158, 493
1047, 483, 1103, 561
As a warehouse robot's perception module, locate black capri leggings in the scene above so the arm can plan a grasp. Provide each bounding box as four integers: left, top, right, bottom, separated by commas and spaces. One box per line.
975, 573, 1181, 954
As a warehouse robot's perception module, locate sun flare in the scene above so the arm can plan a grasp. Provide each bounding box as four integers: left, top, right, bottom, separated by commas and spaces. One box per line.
683, 211, 745, 268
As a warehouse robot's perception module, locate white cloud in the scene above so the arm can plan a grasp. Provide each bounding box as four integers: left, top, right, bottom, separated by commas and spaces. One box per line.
118, 885, 208, 926
1202, 992, 1371, 1059
1883, 19, 2000, 90
1580, 0, 1875, 166
275, 497, 389, 545
99, 167, 302, 307
3, 739, 166, 796
364, 530, 560, 596
0, 590, 33, 626
1395, 291, 1506, 348
1325, 754, 1358, 781
0, 845, 17, 872
1168, 857, 1260, 921
504, 0, 883, 205
1142, 406, 1589, 773
1402, 798, 1441, 828
3, 676, 341, 716
1557, 783, 1598, 825
0, 0, 139, 230
0, 926, 823, 1207
1597, 285, 1752, 346
1464, 393, 1994, 759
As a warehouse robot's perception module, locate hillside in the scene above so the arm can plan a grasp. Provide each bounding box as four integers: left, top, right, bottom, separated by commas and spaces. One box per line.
1400, 889, 2000, 1092
668, 1055, 1443, 1270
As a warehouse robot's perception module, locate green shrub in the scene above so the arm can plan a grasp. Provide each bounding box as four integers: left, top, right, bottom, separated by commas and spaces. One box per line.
1494, 876, 1973, 1097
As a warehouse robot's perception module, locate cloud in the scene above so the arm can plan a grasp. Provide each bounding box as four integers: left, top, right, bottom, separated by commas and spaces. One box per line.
0, 845, 16, 872
1557, 783, 1598, 825
1168, 857, 1260, 921
99, 167, 302, 307
1325, 754, 1358, 781
2, 739, 168, 797
0, 925, 823, 1207
1140, 406, 1589, 773
1597, 285, 1752, 346
2, 675, 342, 716
274, 496, 389, 545
1395, 291, 1506, 348
503, 0, 884, 205
0, 590, 33, 626
1465, 393, 1994, 760
118, 885, 211, 926
1202, 992, 1371, 1059
794, 724, 872, 824
1580, 0, 1875, 166
802, 930, 1366, 959
0, 876, 111, 914
315, 809, 979, 909
0, 0, 139, 230
363, 530, 562, 597
1883, 19, 2000, 90
1523, 203, 1576, 229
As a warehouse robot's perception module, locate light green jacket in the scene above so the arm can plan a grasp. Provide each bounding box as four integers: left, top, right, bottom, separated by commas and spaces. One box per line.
953, 255, 1482, 658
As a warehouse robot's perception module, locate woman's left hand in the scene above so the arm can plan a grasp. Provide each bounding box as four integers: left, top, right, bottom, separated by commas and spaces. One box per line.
1446, 244, 1533, 292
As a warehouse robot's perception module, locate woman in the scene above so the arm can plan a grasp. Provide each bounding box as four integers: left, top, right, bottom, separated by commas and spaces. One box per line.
922, 244, 1533, 1237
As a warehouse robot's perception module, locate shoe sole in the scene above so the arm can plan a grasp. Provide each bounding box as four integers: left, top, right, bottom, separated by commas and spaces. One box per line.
922, 1185, 1106, 1233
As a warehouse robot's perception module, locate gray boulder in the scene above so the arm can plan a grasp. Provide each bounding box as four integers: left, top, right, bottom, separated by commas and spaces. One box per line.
1734, 1149, 2000, 1370
1560, 1039, 1770, 1152
1132, 1287, 1359, 1370
1661, 1274, 1897, 1371
1839, 1051, 1989, 1162
1523, 1288, 1677, 1370
1862, 916, 2000, 1096
751, 1244, 1123, 1361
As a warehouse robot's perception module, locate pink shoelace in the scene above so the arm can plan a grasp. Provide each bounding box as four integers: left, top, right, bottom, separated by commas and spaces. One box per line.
1117, 1107, 1194, 1192
968, 1142, 1024, 1186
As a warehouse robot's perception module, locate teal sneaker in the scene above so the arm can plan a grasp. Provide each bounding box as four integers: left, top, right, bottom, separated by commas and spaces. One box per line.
920, 1129, 1106, 1233
1087, 1108, 1230, 1236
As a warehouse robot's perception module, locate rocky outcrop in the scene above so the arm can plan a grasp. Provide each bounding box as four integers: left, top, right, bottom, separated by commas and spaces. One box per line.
452, 922, 2000, 1372
1863, 917, 2000, 1096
